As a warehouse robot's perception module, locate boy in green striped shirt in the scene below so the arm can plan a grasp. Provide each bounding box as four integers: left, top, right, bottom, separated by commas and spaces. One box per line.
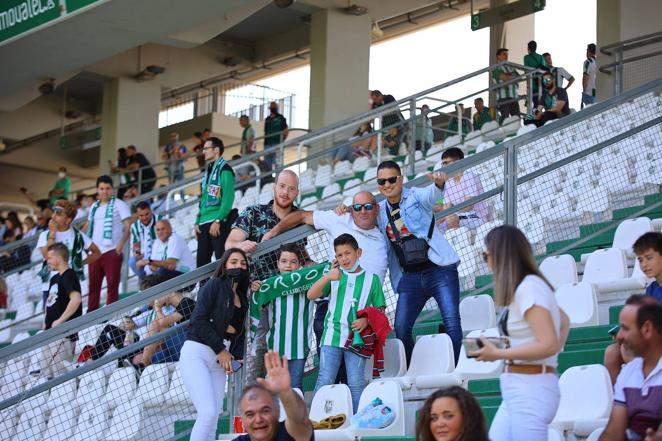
308, 233, 386, 412
250, 243, 314, 390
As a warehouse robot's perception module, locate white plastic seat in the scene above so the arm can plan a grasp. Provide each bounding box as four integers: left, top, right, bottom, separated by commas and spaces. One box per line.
14, 302, 35, 322
42, 405, 77, 441
164, 366, 193, 407
464, 130, 483, 148
341, 178, 362, 198
382, 339, 407, 378
515, 124, 537, 137
13, 407, 46, 441
105, 368, 137, 409
582, 248, 629, 285
576, 186, 611, 213
455, 328, 504, 381
361, 167, 378, 192
105, 401, 143, 441
519, 214, 545, 244
299, 196, 318, 209
310, 384, 353, 430
459, 295, 496, 332
278, 388, 304, 422
390, 334, 454, 391
315, 165, 333, 187
76, 370, 107, 409
613, 217, 652, 257
473, 221, 502, 248
352, 156, 372, 173
586, 427, 605, 441
17, 378, 49, 415
136, 364, 170, 406
475, 141, 496, 153
0, 319, 11, 343
501, 115, 521, 136
333, 160, 354, 178
555, 282, 599, 327
443, 135, 462, 149
540, 254, 579, 289
481, 121, 505, 142
72, 403, 110, 441
551, 364, 612, 436
350, 381, 405, 438
47, 378, 77, 411
0, 408, 18, 440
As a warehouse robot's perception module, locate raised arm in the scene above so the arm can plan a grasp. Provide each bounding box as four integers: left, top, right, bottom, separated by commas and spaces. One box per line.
307, 268, 338, 300
225, 228, 257, 254
261, 211, 313, 242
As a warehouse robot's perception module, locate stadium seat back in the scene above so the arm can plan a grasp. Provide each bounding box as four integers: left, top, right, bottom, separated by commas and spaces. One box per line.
105, 401, 143, 441
540, 254, 579, 289
105, 368, 137, 409
553, 364, 612, 424
455, 328, 504, 380
407, 333, 454, 377
353, 380, 405, 436
310, 384, 352, 427
459, 295, 496, 332
613, 217, 652, 257
583, 248, 628, 283
135, 364, 170, 405
42, 405, 76, 441
555, 282, 599, 327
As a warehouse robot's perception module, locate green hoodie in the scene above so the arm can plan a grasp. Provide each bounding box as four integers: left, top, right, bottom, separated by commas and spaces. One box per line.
196, 157, 235, 225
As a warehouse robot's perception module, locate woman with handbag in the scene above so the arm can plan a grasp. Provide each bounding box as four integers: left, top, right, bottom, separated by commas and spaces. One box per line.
471, 225, 569, 441
179, 248, 251, 441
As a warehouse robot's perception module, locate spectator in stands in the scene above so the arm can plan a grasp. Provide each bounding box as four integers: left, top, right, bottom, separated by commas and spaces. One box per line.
0, 216, 5, 239
195, 136, 237, 271
543, 52, 575, 91
0, 277, 8, 309
37, 199, 100, 310
370, 89, 404, 130
108, 147, 133, 199
48, 166, 71, 206
83, 316, 141, 367
414, 105, 434, 152
128, 201, 160, 277
416, 386, 489, 441
136, 219, 195, 277
375, 161, 463, 365
383, 127, 403, 156
41, 243, 83, 378
180, 248, 251, 441
134, 289, 196, 368
240, 115, 257, 155
492, 48, 520, 123
308, 233, 386, 411
233, 352, 314, 441
472, 97, 497, 131
192, 131, 206, 173
163, 131, 188, 185
599, 298, 662, 441
23, 216, 38, 239
582, 43, 598, 109
232, 154, 257, 189
472, 225, 569, 441
36, 207, 52, 232
121, 183, 138, 201
74, 194, 94, 222
434, 148, 488, 231
126, 145, 157, 194
332, 122, 376, 164
603, 295, 659, 385
6, 211, 23, 239
263, 102, 289, 170
85, 175, 132, 312
226, 170, 306, 385
524, 72, 570, 128
523, 40, 548, 107
0, 229, 31, 272
633, 232, 662, 303
446, 104, 471, 139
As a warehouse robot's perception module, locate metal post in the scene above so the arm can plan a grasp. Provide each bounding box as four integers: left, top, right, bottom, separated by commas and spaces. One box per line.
211, 87, 219, 113
456, 104, 462, 137
526, 74, 533, 111
616, 48, 624, 95
503, 144, 518, 225
376, 116, 383, 165
409, 98, 417, 176
138, 168, 143, 195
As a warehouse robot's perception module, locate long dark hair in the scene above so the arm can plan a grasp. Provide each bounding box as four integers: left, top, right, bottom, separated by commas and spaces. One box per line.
213, 247, 250, 278
416, 387, 488, 441
117, 148, 128, 167
484, 225, 553, 307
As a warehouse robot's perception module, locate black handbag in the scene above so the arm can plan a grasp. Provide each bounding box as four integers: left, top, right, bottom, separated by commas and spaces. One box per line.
386, 204, 434, 267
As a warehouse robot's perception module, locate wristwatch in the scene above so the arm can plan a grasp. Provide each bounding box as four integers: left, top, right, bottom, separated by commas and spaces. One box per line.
213, 219, 221, 224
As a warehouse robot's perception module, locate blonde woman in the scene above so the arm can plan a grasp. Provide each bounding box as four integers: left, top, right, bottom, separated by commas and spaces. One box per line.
471, 225, 569, 441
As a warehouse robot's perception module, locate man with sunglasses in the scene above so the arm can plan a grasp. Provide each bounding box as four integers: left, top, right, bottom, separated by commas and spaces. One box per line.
525, 72, 570, 128
375, 160, 462, 366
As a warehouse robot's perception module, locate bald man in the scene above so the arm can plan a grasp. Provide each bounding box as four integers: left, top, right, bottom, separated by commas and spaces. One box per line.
136, 219, 196, 277
226, 170, 309, 385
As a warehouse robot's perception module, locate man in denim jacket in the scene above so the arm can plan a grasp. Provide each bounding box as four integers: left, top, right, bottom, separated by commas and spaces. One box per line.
375, 160, 462, 365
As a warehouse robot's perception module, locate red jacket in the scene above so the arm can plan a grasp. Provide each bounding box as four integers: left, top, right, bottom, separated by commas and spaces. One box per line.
344, 307, 392, 378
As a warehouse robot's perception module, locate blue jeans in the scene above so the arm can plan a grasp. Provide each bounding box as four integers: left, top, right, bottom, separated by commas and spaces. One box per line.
581, 93, 596, 108
314, 346, 366, 412
128, 255, 146, 278
151, 329, 187, 364
395, 263, 462, 366
333, 143, 354, 162
288, 358, 305, 391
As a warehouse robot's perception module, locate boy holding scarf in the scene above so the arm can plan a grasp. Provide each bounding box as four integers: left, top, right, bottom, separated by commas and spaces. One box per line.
86, 175, 132, 311
194, 136, 236, 270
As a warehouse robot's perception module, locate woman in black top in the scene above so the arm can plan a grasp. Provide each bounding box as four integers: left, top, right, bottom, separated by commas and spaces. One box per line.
179, 248, 250, 441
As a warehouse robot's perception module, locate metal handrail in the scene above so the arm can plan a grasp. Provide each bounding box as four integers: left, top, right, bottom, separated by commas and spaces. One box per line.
600, 30, 662, 55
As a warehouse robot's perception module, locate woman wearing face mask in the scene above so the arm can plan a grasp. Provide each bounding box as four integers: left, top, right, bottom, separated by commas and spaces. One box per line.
179, 248, 251, 441
416, 386, 488, 441
471, 225, 569, 441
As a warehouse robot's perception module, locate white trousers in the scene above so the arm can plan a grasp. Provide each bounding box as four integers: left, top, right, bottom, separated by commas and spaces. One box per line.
489, 373, 560, 441
179, 340, 227, 441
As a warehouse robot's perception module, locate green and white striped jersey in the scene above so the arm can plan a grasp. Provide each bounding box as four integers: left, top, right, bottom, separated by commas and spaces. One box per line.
492, 65, 519, 100
320, 270, 386, 348
266, 293, 313, 360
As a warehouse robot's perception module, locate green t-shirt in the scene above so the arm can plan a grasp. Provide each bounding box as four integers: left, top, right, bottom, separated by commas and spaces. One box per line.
320, 270, 385, 348
50, 177, 70, 204
524, 52, 547, 93
264, 114, 287, 146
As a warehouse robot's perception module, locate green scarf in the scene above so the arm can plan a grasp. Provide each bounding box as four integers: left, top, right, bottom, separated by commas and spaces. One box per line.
88, 197, 116, 245
39, 228, 87, 283
202, 158, 227, 207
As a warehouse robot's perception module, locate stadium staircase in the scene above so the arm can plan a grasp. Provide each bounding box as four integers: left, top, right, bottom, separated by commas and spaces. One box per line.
0, 63, 660, 440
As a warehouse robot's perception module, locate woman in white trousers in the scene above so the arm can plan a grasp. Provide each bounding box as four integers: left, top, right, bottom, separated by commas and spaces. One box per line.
179, 248, 251, 441
472, 225, 570, 441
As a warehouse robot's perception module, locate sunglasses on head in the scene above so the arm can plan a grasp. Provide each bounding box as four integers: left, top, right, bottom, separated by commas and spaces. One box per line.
52, 207, 64, 213
352, 203, 375, 212
376, 176, 399, 186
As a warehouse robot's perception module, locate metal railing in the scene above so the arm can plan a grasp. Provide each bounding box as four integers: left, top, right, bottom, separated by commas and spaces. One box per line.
600, 30, 662, 95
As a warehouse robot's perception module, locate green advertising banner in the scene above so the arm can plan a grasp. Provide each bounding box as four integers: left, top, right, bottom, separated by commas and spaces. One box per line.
0, 0, 61, 43
65, 0, 101, 14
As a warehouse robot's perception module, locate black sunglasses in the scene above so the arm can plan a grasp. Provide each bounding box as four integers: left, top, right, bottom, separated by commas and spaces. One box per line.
352, 203, 375, 212
482, 251, 490, 262
376, 176, 399, 186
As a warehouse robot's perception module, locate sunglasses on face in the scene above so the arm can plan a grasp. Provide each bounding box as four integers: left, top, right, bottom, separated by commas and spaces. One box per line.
543, 78, 553, 85
376, 176, 399, 186
482, 251, 490, 262
352, 203, 375, 212
52, 207, 64, 214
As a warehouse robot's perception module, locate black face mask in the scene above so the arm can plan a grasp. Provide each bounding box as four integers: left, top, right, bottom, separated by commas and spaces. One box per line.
269, 107, 278, 114
226, 268, 249, 287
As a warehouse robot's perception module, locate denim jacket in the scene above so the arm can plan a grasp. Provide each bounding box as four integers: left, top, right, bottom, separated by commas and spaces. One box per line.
378, 184, 460, 290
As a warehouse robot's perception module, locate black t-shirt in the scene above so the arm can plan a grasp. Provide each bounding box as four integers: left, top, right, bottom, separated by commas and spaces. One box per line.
45, 269, 83, 340
175, 297, 196, 323
128, 153, 157, 181
543, 87, 570, 116
232, 421, 313, 441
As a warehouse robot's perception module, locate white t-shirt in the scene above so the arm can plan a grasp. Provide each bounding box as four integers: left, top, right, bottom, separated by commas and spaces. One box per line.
36, 228, 93, 291
583, 57, 597, 95
88, 199, 131, 254
506, 274, 561, 367
149, 232, 195, 274
313, 211, 388, 282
